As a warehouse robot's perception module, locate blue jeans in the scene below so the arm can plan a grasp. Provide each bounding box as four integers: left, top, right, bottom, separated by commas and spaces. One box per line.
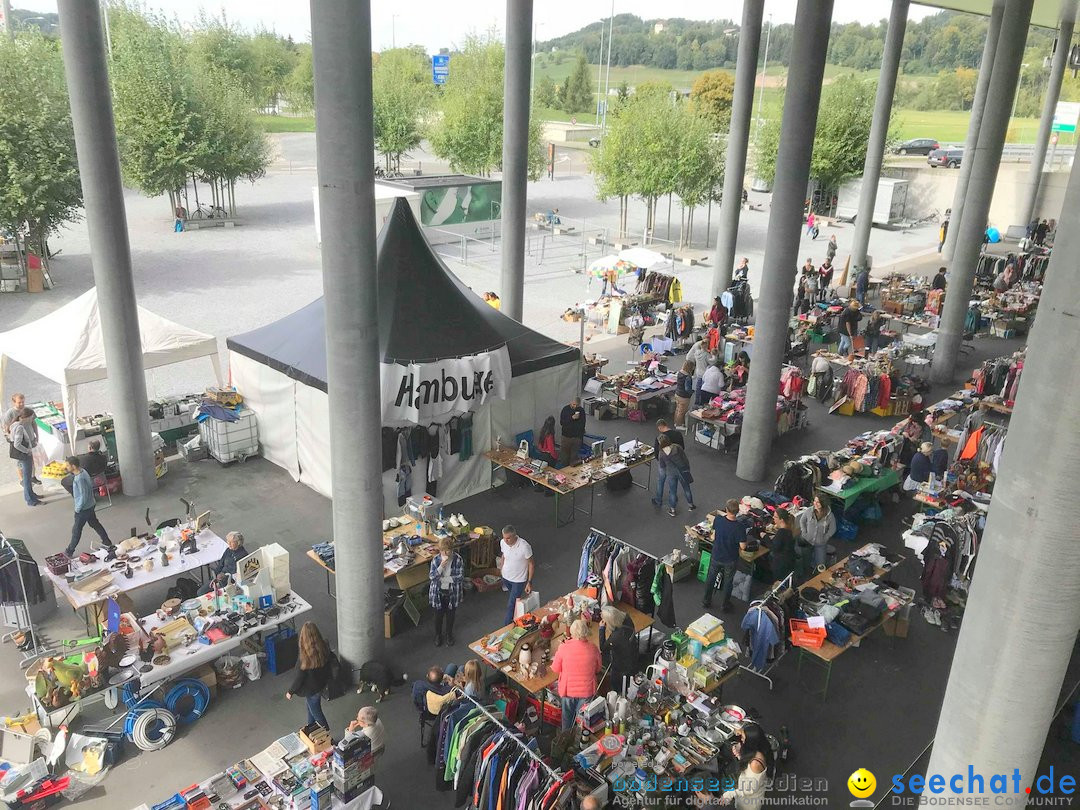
502, 578, 527, 627
653, 469, 667, 505
67, 507, 111, 556
812, 543, 828, 569
703, 560, 736, 609
659, 470, 694, 509
561, 696, 587, 730
838, 333, 853, 355
305, 693, 328, 729
17, 457, 36, 506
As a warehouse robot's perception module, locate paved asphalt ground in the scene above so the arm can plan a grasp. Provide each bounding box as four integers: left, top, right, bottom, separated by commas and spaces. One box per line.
2, 134, 1072, 809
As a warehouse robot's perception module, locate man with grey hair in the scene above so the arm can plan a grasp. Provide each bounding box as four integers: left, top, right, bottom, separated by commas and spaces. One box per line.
347, 705, 385, 755
558, 396, 586, 467
199, 531, 249, 594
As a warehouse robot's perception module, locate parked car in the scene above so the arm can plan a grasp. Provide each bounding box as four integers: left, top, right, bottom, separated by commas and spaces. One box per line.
928, 148, 963, 168
895, 138, 940, 156
588, 137, 601, 147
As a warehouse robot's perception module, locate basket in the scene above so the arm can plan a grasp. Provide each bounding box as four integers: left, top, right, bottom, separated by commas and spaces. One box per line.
789, 618, 826, 649
45, 553, 70, 576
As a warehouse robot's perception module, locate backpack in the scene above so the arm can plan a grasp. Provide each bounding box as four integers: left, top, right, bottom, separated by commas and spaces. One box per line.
323, 652, 348, 701
166, 577, 199, 602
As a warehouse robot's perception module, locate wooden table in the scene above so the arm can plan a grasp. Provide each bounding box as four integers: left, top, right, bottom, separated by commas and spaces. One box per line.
794, 545, 909, 700
468, 588, 654, 726
686, 409, 740, 453
486, 445, 654, 527
306, 523, 481, 596
816, 468, 901, 511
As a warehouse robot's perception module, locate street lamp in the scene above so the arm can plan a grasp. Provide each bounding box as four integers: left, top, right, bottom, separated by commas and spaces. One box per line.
753, 14, 774, 149
1010, 62, 1029, 121
391, 13, 398, 49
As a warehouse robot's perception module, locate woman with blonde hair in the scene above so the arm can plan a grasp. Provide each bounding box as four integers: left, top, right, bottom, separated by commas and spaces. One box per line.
462, 659, 484, 698
429, 536, 464, 647
286, 622, 333, 729
551, 618, 602, 730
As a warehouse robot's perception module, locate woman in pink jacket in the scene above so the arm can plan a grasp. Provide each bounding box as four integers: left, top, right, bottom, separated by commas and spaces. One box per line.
551, 619, 602, 730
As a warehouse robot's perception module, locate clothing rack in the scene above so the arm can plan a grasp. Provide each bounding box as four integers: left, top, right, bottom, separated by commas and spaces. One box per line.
451, 687, 561, 781
738, 572, 795, 690
0, 532, 49, 666
584, 528, 663, 649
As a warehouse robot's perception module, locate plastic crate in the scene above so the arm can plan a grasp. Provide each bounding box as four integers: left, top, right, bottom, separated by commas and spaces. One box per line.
45, 553, 70, 576
789, 618, 827, 649
198, 410, 259, 464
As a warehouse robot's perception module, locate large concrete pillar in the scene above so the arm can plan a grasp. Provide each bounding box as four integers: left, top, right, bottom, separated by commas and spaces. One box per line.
922, 140, 1080, 804
943, 1, 1004, 261
311, 0, 386, 668
57, 0, 156, 496
849, 0, 909, 272
933, 0, 1034, 384
711, 0, 765, 298
1017, 18, 1074, 228
736, 0, 834, 482
499, 0, 533, 323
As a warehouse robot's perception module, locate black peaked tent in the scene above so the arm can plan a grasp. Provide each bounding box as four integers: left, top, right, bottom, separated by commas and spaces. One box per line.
227, 198, 581, 507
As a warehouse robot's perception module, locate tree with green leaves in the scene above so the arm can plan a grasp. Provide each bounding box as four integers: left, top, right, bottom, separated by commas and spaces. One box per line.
373, 47, 432, 172
634, 79, 674, 102
560, 53, 593, 114
690, 69, 735, 132
755, 75, 885, 201
616, 80, 630, 102
0, 33, 81, 270
188, 13, 256, 94
673, 107, 724, 247
535, 74, 558, 108
429, 34, 545, 179
248, 30, 299, 112
284, 44, 314, 113
109, 6, 200, 215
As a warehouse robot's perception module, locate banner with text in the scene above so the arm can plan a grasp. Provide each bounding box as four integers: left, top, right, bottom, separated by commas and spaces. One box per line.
381, 347, 511, 424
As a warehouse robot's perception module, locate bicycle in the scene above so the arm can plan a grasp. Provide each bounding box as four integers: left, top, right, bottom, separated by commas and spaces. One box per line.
190, 203, 229, 220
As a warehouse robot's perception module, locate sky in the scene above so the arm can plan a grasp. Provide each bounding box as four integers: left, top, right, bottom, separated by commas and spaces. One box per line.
16, 0, 945, 51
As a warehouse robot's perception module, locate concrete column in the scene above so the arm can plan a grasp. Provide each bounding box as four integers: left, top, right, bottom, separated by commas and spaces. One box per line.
943, 1, 1004, 261
711, 0, 764, 298
311, 0, 386, 668
922, 140, 1080, 805
499, 0, 533, 323
849, 0, 909, 272
933, 0, 1034, 384
1017, 18, 1074, 228
57, 0, 156, 496
736, 0, 834, 483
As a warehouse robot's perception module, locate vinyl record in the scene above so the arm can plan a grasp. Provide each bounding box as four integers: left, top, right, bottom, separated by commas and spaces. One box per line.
108, 668, 134, 685
118, 654, 138, 668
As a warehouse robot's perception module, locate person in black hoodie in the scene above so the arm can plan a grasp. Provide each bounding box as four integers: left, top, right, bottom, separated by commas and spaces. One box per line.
286, 622, 333, 729
600, 605, 637, 692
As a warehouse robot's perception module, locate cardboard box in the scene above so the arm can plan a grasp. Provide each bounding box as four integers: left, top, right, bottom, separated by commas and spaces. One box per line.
300, 723, 332, 754
193, 664, 218, 697
882, 614, 909, 638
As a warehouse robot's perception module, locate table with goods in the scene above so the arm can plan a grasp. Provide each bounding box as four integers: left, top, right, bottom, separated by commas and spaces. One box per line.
789, 543, 910, 700
136, 726, 383, 810
485, 439, 654, 527
0, 540, 308, 807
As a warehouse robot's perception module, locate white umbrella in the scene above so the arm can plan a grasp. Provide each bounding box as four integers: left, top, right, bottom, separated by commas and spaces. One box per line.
618, 247, 668, 268
587, 255, 631, 278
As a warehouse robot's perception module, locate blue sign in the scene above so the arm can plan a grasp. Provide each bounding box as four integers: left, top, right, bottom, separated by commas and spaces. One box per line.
432, 54, 450, 85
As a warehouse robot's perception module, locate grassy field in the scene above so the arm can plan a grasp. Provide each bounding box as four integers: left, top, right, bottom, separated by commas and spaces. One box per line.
535, 61, 1053, 143
255, 113, 315, 133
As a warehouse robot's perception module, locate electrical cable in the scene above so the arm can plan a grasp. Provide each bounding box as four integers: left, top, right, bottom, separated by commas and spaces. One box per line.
123, 698, 164, 741
127, 706, 177, 752
164, 678, 211, 724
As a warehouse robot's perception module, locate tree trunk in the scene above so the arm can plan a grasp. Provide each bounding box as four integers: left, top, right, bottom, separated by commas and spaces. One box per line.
191, 174, 201, 210
167, 189, 176, 217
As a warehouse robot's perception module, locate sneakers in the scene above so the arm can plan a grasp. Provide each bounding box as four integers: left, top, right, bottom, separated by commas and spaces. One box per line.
31, 477, 41, 485
688, 503, 698, 511
447, 634, 456, 647
923, 607, 941, 626
667, 508, 677, 517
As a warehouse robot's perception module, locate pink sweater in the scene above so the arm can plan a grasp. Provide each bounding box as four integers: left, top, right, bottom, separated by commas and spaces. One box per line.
551, 638, 602, 698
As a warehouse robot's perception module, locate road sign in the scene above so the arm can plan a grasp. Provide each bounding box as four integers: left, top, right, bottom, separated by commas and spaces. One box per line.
1051, 100, 1080, 133
1051, 133, 1059, 145
432, 54, 449, 85
570, 117, 577, 125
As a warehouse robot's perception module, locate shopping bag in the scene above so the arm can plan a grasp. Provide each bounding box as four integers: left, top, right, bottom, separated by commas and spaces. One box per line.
732, 571, 752, 603
514, 591, 540, 619
852, 336, 866, 353
31, 443, 48, 471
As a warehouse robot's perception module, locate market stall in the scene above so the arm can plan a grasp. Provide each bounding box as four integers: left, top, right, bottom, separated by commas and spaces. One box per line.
228, 199, 580, 513
0, 288, 222, 462
689, 365, 806, 452
485, 439, 654, 527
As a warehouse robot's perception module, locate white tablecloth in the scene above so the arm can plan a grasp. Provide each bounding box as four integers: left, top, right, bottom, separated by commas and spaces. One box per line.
44, 529, 227, 611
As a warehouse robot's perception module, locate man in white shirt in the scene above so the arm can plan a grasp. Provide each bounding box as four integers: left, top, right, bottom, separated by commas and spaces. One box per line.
498, 524, 534, 626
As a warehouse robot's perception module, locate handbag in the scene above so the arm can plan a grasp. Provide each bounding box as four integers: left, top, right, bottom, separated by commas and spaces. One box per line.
324, 652, 346, 701
8, 443, 26, 461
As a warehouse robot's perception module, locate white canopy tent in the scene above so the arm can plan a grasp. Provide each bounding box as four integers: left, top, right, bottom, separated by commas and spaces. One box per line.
0, 288, 222, 455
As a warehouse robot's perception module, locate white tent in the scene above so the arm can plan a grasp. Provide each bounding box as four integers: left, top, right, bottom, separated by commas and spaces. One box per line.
618, 247, 669, 269
0, 288, 222, 455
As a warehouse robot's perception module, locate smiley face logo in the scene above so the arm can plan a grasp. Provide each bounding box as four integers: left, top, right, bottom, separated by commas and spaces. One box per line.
848, 768, 876, 798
